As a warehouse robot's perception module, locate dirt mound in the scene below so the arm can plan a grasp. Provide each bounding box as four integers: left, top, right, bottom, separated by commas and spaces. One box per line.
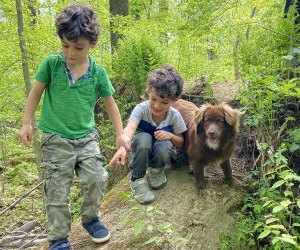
69, 165, 245, 250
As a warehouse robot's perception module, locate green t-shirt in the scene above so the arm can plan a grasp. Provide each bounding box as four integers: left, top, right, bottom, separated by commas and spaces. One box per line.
35, 53, 115, 139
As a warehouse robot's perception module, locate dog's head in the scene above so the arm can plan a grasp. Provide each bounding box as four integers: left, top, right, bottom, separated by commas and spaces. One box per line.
194, 103, 243, 150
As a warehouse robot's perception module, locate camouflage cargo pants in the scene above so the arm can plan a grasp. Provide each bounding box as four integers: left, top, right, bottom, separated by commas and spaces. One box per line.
40, 130, 108, 241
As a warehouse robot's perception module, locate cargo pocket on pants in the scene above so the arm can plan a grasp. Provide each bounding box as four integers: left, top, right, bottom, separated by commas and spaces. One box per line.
40, 162, 63, 202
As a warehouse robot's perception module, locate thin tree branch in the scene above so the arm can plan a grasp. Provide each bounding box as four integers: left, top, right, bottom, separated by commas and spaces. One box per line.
0, 181, 43, 216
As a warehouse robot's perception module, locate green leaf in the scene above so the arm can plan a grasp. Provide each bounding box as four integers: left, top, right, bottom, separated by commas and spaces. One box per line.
276, 236, 298, 246
266, 224, 285, 230
146, 206, 155, 212
258, 230, 271, 239
272, 206, 284, 213
288, 143, 300, 153
158, 222, 172, 231
280, 200, 291, 207
271, 230, 281, 235
284, 190, 293, 197
263, 200, 273, 207
133, 220, 145, 236
147, 224, 154, 232
271, 180, 285, 189
266, 217, 279, 224
272, 237, 280, 245
281, 234, 297, 239
118, 191, 131, 201
284, 173, 300, 181
144, 236, 160, 245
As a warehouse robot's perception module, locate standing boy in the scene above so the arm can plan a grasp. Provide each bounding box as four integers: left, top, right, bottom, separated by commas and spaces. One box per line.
110, 64, 187, 204
19, 5, 129, 250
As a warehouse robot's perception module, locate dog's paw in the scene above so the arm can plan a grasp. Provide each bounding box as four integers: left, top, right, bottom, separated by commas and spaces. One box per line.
196, 180, 207, 195
226, 177, 243, 188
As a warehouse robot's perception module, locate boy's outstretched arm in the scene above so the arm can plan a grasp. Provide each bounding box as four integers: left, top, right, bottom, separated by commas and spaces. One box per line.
20, 81, 46, 146
109, 146, 127, 166
109, 119, 138, 166
103, 96, 131, 150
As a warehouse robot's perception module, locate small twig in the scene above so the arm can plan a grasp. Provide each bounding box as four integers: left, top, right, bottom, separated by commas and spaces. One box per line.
17, 234, 47, 250
0, 238, 46, 249
0, 233, 47, 243
12, 221, 39, 233
276, 119, 289, 143
0, 181, 42, 216
255, 139, 267, 178
253, 151, 262, 169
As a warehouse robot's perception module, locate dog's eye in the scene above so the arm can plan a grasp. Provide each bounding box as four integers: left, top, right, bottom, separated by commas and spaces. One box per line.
218, 120, 224, 125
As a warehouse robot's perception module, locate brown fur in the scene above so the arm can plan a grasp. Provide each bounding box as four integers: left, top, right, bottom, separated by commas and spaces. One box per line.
172, 99, 243, 191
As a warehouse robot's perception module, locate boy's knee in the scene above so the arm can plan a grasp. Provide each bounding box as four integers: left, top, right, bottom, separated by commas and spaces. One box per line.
132, 133, 152, 149
154, 142, 174, 160
156, 140, 175, 157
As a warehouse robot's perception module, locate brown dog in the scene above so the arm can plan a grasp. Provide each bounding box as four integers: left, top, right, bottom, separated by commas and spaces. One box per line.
172, 99, 243, 191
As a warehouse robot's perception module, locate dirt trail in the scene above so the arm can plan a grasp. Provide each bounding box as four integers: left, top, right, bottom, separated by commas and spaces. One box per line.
37, 83, 250, 250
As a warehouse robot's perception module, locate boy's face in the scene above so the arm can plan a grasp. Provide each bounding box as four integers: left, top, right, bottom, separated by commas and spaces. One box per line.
149, 89, 176, 119
61, 36, 97, 66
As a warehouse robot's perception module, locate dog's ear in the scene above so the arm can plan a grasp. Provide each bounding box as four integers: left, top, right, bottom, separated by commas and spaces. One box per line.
194, 105, 207, 124
195, 104, 207, 134
222, 104, 243, 132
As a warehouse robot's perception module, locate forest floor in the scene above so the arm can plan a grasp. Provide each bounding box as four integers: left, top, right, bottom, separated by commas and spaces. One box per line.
35, 82, 254, 249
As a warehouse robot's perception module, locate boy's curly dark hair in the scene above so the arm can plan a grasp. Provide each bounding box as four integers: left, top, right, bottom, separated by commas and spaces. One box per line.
55, 5, 100, 43
144, 64, 184, 100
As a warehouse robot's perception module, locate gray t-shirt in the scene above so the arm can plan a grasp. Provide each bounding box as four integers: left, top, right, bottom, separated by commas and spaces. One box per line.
129, 100, 187, 137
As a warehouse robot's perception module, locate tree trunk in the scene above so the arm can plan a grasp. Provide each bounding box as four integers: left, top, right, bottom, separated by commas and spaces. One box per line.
246, 7, 257, 40
207, 38, 217, 60
27, 0, 38, 26
233, 34, 241, 81
109, 0, 129, 53
16, 0, 41, 168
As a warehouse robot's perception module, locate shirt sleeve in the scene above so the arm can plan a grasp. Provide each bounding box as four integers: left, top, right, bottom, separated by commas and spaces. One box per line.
172, 111, 187, 134
35, 57, 52, 85
129, 103, 145, 123
97, 67, 115, 97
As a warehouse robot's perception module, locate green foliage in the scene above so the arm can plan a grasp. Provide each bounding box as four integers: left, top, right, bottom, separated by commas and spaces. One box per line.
224, 70, 300, 250
70, 179, 83, 220
239, 75, 300, 154
118, 191, 187, 246
222, 163, 300, 250
113, 31, 164, 98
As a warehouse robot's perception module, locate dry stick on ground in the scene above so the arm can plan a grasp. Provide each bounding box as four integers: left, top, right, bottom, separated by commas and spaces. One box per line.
12, 221, 40, 234
0, 238, 46, 249
1, 233, 47, 242
0, 221, 47, 249
17, 233, 47, 249
0, 180, 43, 216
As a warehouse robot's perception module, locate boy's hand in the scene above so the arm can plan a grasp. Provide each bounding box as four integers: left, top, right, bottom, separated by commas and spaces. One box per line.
19, 124, 33, 146
154, 130, 173, 141
109, 146, 127, 166
116, 133, 131, 151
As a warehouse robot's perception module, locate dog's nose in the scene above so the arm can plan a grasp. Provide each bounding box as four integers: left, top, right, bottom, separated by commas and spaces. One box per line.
208, 130, 215, 136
